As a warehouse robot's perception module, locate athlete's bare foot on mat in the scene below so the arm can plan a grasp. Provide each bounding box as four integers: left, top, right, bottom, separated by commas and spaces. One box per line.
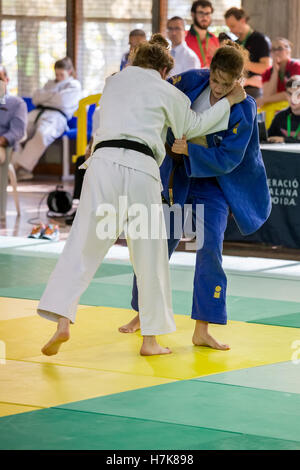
192, 320, 230, 351
41, 317, 70, 356
119, 314, 140, 333
140, 336, 172, 356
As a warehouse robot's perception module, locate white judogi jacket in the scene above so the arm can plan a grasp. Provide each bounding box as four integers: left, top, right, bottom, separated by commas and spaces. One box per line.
32, 76, 81, 120
87, 66, 230, 183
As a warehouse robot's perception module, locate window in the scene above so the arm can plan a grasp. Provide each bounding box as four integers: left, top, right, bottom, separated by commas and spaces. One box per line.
80, 0, 152, 95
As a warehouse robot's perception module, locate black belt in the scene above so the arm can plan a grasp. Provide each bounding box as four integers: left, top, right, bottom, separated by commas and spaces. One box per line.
94, 139, 155, 159
34, 106, 68, 124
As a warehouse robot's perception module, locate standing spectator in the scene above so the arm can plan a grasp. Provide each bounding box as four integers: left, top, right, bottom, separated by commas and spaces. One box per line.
0, 65, 27, 165
167, 16, 201, 76
120, 29, 146, 70
185, 1, 219, 68
257, 38, 300, 108
268, 76, 300, 143
12, 57, 81, 181
225, 7, 271, 99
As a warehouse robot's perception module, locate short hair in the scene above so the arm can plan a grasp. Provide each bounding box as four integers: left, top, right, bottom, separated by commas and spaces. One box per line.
191, 1, 214, 14
272, 37, 292, 49
210, 40, 249, 79
224, 7, 249, 22
131, 33, 174, 75
167, 16, 185, 28
286, 76, 300, 89
129, 29, 146, 38
54, 56, 76, 77
218, 32, 231, 43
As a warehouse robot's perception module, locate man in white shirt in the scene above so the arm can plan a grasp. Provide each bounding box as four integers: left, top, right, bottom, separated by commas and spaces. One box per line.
167, 16, 201, 77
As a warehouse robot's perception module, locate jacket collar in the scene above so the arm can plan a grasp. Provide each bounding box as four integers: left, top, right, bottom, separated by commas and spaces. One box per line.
189, 24, 213, 38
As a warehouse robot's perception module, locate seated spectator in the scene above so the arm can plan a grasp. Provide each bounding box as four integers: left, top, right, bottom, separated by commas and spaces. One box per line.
0, 65, 27, 165
225, 7, 271, 99
167, 16, 201, 76
268, 76, 300, 143
13, 57, 81, 181
257, 38, 300, 108
120, 29, 146, 70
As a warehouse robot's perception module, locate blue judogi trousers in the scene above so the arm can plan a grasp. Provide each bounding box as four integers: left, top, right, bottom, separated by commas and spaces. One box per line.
131, 177, 229, 325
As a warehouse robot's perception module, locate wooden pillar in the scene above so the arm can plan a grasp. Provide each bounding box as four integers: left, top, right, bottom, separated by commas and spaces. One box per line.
0, 0, 2, 64
152, 0, 168, 34
288, 0, 300, 58
66, 0, 83, 73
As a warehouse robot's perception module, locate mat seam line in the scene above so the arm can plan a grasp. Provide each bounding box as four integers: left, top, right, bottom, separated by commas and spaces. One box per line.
49, 406, 300, 443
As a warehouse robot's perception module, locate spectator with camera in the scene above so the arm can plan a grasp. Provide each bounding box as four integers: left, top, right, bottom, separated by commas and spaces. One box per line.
257, 38, 300, 108
268, 76, 300, 143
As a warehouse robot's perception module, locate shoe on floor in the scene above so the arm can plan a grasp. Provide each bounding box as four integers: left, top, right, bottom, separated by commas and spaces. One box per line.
16, 167, 34, 181
41, 224, 60, 241
28, 224, 46, 239
0, 147, 6, 165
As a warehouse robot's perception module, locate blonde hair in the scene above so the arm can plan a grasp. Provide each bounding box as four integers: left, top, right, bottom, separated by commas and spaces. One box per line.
272, 37, 292, 50
130, 33, 174, 75
211, 40, 249, 79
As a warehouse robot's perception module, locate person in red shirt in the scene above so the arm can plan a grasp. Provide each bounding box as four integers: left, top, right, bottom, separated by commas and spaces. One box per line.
185, 0, 219, 68
257, 37, 300, 108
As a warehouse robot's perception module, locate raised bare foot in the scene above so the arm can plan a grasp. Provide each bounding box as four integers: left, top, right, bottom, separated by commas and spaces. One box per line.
41, 317, 70, 356
119, 314, 140, 333
192, 331, 230, 350
140, 336, 172, 356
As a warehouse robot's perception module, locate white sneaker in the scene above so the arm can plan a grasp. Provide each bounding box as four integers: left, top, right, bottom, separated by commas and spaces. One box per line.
16, 167, 34, 181
0, 147, 6, 165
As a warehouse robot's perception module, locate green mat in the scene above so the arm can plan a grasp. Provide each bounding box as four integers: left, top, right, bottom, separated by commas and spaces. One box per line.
195, 362, 300, 394
1, 407, 300, 450
56, 380, 300, 442
1, 252, 300, 326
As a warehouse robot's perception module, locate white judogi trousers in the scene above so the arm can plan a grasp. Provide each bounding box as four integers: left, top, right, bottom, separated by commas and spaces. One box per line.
37, 149, 176, 336
12, 109, 66, 172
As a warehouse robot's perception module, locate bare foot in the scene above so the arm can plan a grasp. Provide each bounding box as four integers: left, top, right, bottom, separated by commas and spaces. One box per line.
42, 317, 70, 356
119, 314, 140, 333
192, 331, 230, 350
140, 336, 172, 356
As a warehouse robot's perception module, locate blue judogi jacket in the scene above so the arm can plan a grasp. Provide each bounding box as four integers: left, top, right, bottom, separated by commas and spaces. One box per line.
161, 69, 271, 236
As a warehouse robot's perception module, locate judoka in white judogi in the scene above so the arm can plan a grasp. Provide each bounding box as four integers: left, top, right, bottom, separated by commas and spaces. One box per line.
37, 64, 232, 350
13, 76, 81, 173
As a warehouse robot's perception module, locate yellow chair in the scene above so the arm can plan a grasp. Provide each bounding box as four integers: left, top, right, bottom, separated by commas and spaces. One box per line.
72, 94, 102, 164
258, 100, 289, 129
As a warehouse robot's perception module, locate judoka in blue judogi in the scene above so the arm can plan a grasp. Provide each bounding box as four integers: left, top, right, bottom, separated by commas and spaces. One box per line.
128, 68, 271, 346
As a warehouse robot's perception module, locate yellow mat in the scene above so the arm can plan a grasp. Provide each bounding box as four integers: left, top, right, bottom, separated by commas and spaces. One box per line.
1, 297, 299, 417
0, 403, 42, 417
0, 360, 174, 409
